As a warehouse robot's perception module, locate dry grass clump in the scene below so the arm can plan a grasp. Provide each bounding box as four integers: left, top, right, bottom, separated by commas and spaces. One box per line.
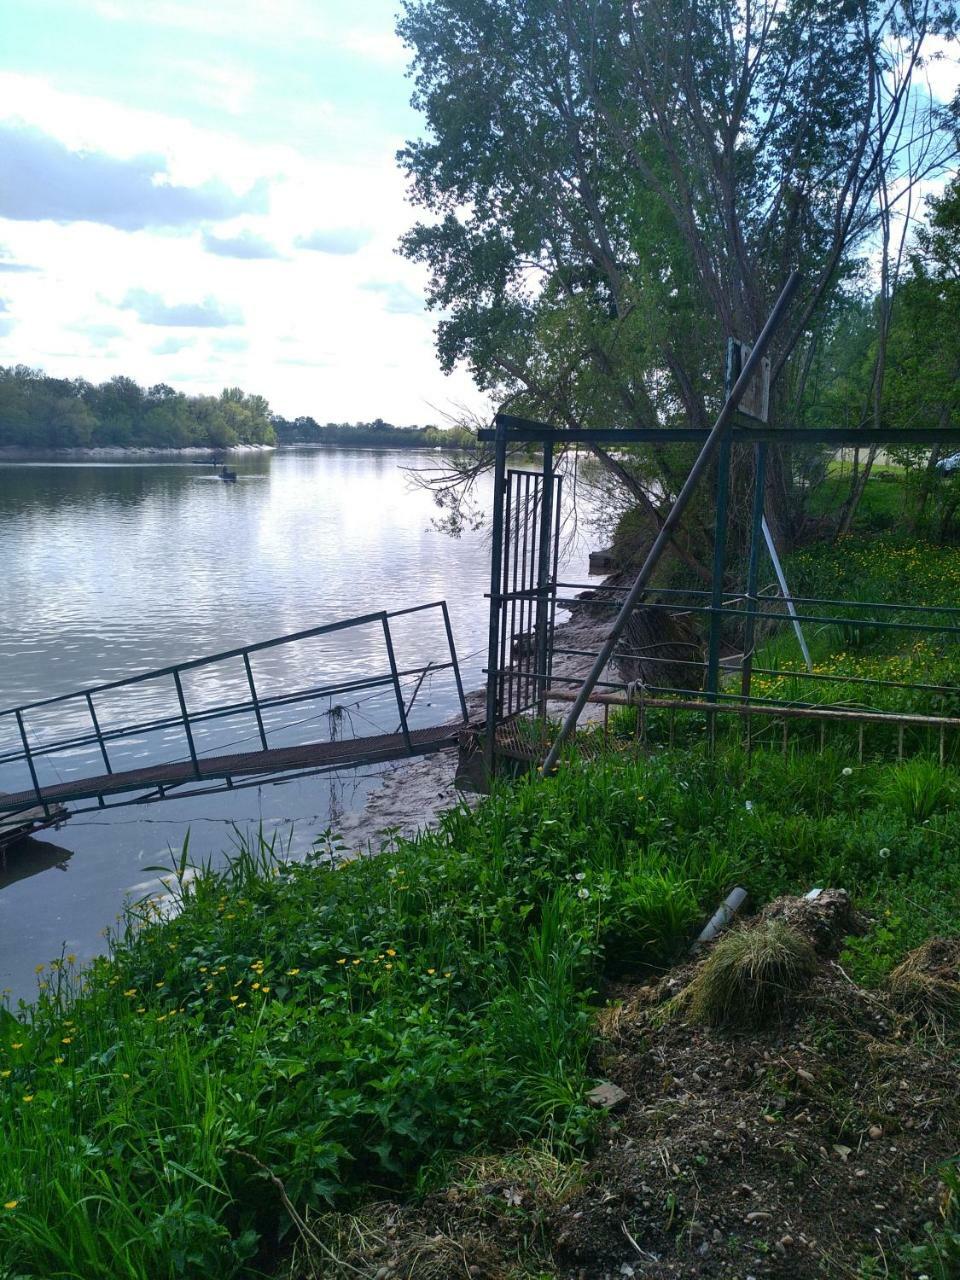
686, 921, 818, 1028
889, 936, 960, 1027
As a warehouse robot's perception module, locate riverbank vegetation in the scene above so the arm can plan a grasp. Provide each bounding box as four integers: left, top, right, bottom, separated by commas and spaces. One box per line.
4, 530, 960, 1278
0, 368, 276, 451
270, 416, 475, 450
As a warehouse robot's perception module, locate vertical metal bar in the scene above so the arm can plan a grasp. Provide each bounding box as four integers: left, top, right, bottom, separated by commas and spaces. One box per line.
858, 723, 864, 763
548, 475, 562, 686
498, 472, 514, 718
440, 601, 469, 724
85, 691, 112, 775
706, 436, 732, 746
534, 442, 555, 716
740, 443, 768, 703
484, 419, 509, 778
243, 652, 269, 752
519, 473, 529, 710
897, 724, 904, 762
382, 614, 412, 753
15, 710, 48, 815
509, 473, 524, 716
172, 669, 201, 779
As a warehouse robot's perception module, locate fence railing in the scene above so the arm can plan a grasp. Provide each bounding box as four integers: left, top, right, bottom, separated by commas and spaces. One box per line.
0, 602, 467, 818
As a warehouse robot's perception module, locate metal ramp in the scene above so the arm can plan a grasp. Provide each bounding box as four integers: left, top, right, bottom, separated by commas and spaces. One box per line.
0, 603, 467, 824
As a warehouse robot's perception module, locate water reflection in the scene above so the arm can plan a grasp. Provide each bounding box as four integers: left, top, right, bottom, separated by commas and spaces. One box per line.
0, 447, 592, 1001
0, 836, 73, 891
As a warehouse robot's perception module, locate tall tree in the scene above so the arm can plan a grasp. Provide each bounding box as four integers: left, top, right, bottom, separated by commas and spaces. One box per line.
399, 0, 957, 555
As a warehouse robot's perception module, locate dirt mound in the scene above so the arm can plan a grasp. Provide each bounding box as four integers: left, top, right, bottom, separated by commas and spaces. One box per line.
295, 906, 959, 1280
889, 935, 960, 1026
758, 888, 865, 957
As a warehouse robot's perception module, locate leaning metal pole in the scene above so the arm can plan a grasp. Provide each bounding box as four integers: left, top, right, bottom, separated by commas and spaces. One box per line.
541, 270, 802, 774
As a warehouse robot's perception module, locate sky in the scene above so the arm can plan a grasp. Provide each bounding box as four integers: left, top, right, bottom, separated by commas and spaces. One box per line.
0, 0, 488, 423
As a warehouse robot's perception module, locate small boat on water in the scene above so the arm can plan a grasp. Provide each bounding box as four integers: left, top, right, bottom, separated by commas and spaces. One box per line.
220, 467, 237, 482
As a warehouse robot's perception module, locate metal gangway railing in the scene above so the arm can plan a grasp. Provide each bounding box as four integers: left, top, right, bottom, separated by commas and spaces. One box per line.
0, 602, 467, 825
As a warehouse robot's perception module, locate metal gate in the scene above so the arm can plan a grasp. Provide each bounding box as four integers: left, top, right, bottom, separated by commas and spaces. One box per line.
484, 435, 562, 769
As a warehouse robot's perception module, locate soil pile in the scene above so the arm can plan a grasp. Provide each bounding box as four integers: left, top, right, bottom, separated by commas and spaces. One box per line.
296, 898, 960, 1279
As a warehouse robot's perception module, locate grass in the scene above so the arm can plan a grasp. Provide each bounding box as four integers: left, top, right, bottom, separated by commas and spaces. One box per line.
685, 920, 818, 1027
3, 741, 960, 1277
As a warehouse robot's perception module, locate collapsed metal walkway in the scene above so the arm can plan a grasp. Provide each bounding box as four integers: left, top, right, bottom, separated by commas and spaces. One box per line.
0, 603, 467, 828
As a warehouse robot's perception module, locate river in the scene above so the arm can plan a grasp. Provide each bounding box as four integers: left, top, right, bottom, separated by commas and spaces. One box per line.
0, 447, 591, 1002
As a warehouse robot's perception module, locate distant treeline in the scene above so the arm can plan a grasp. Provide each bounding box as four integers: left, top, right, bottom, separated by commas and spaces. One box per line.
270, 415, 476, 449
0, 365, 477, 452
0, 366, 274, 449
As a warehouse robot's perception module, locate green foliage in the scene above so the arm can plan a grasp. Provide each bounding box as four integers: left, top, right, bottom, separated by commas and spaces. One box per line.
903, 1158, 960, 1279
270, 415, 475, 450
0, 367, 276, 450
3, 717, 960, 1272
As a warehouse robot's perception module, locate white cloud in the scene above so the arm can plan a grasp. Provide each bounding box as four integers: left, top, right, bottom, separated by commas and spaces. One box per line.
202, 229, 282, 259
120, 289, 242, 327
296, 227, 372, 255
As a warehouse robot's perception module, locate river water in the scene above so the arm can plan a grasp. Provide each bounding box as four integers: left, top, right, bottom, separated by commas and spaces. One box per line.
0, 447, 591, 1002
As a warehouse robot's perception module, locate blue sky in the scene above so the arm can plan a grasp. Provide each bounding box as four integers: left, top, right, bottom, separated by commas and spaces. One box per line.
0, 0, 484, 421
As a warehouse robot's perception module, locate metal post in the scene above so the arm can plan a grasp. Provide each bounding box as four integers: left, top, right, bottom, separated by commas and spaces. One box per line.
534, 441, 555, 715
439, 601, 469, 723
762, 516, 813, 672
542, 270, 802, 774
740, 442, 768, 704
15, 709, 48, 816
243, 652, 269, 751
172, 669, 201, 779
484, 418, 509, 777
86, 691, 113, 775
706, 435, 732, 718
382, 614, 413, 753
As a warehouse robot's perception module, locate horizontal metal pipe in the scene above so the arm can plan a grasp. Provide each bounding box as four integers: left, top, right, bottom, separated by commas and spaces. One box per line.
483, 417, 960, 447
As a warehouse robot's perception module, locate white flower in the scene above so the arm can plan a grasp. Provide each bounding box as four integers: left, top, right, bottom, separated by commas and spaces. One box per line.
577, 887, 590, 900
574, 871, 586, 882
744, 800, 754, 812
879, 847, 890, 858
841, 767, 853, 777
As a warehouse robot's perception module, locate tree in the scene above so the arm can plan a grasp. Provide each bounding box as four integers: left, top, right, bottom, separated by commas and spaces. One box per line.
398, 0, 958, 558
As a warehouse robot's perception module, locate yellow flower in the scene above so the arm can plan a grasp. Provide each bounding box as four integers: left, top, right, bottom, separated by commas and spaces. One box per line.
285, 969, 300, 976
352, 959, 361, 966
336, 958, 347, 966
386, 948, 396, 957
229, 995, 239, 1002
10, 1043, 23, 1051
427, 969, 436, 975
261, 987, 271, 994
21, 1095, 33, 1104
238, 1002, 247, 1009
66, 955, 76, 965
60, 1038, 72, 1045
251, 982, 261, 990
34, 964, 44, 974
53, 1057, 64, 1066
123, 989, 137, 998
385, 963, 393, 970
121, 1073, 130, 1080
4, 1200, 18, 1210
0, 1070, 10, 1078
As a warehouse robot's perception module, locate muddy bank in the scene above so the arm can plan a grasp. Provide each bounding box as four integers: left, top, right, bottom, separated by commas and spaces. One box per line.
335, 608, 621, 853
